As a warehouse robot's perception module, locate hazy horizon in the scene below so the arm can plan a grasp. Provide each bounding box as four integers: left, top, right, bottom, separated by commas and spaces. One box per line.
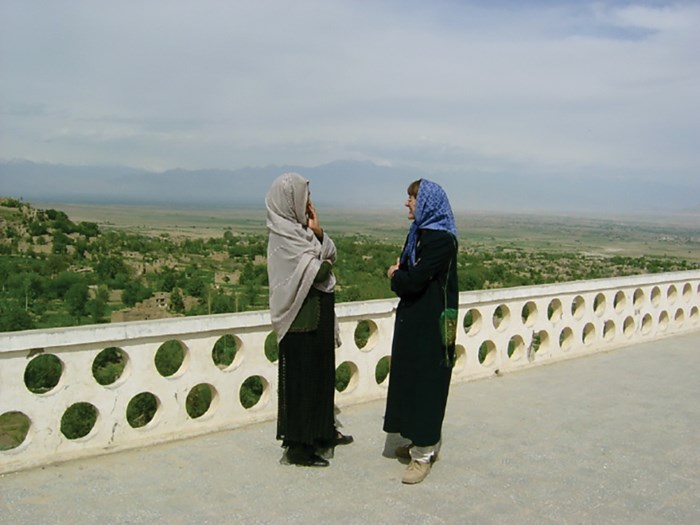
26, 194, 700, 231
2, 158, 699, 216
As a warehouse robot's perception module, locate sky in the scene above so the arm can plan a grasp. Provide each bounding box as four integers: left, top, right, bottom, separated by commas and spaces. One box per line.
1, 0, 699, 207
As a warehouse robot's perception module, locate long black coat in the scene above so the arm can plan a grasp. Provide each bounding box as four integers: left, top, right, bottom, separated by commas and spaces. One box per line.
383, 229, 458, 447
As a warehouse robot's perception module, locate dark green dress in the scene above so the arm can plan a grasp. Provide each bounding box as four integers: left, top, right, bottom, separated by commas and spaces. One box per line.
383, 229, 458, 447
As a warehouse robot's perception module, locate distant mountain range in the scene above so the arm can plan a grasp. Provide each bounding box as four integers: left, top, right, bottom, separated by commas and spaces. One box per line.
0, 159, 697, 214
0, 159, 421, 210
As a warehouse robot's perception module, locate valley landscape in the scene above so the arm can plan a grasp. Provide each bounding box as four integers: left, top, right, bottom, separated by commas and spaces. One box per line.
2, 198, 699, 335
45, 201, 700, 261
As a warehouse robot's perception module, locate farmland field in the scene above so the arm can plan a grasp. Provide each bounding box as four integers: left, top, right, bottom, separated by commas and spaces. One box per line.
41, 202, 700, 262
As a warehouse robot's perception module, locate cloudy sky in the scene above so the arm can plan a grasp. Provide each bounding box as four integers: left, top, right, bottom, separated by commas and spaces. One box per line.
1, 0, 699, 203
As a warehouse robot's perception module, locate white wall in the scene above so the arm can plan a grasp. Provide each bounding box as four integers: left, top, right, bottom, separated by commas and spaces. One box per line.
1, 271, 698, 474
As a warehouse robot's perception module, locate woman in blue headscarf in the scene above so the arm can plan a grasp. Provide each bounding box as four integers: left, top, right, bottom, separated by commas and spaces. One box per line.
384, 179, 458, 484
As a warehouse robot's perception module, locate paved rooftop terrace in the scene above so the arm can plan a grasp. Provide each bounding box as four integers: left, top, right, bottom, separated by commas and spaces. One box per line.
2, 332, 698, 524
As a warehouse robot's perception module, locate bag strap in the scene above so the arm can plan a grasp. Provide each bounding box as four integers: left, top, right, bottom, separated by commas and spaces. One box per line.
440, 235, 458, 366
440, 234, 457, 306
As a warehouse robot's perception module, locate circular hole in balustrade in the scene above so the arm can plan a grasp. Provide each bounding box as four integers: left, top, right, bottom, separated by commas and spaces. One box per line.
603, 320, 616, 342
633, 288, 644, 309
335, 361, 358, 393
453, 344, 467, 370
571, 296, 585, 320
658, 311, 669, 331
478, 340, 496, 367
650, 286, 661, 307
492, 305, 510, 331
594, 293, 606, 316
61, 402, 98, 440
667, 285, 678, 304
641, 314, 653, 335
582, 323, 595, 345
240, 375, 268, 409
0, 411, 31, 451
92, 347, 128, 386
548, 299, 562, 322
559, 327, 574, 351
264, 332, 279, 363
689, 306, 699, 324
212, 334, 240, 369
186, 383, 218, 419
623, 316, 635, 337
521, 301, 538, 327
375, 356, 391, 385
614, 291, 626, 313
682, 283, 692, 302
24, 353, 63, 394
355, 320, 378, 351
507, 335, 525, 360
155, 339, 187, 377
463, 309, 482, 335
674, 308, 685, 327
127, 392, 159, 428
530, 330, 548, 357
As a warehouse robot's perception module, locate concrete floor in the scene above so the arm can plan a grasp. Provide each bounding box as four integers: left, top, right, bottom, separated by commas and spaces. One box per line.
2, 332, 699, 524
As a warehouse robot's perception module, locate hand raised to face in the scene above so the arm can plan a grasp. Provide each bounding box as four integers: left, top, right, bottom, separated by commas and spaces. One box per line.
307, 198, 323, 238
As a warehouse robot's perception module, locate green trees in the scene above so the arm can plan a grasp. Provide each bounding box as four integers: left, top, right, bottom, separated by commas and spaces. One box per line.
65, 282, 89, 321
87, 286, 110, 323
0, 199, 698, 334
77, 221, 100, 239
28, 220, 48, 236
24, 354, 62, 393
170, 288, 185, 313
209, 289, 236, 314
95, 255, 131, 287
333, 237, 395, 302
50, 272, 85, 300
121, 281, 152, 307
51, 232, 70, 255
1, 203, 282, 330
0, 300, 34, 331
159, 266, 178, 292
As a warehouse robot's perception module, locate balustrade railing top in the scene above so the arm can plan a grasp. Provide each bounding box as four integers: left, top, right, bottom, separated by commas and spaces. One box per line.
1, 271, 699, 474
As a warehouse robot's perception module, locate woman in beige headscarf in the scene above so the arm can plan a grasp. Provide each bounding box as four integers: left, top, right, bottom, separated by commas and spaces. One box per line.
266, 173, 352, 467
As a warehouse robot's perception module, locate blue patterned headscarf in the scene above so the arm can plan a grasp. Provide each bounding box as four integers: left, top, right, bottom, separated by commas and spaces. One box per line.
400, 179, 458, 267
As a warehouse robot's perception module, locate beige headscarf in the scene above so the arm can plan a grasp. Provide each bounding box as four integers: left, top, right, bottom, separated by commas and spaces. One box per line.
266, 173, 337, 343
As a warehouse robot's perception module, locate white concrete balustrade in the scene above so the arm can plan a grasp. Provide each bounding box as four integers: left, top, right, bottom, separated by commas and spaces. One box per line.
1, 270, 699, 474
